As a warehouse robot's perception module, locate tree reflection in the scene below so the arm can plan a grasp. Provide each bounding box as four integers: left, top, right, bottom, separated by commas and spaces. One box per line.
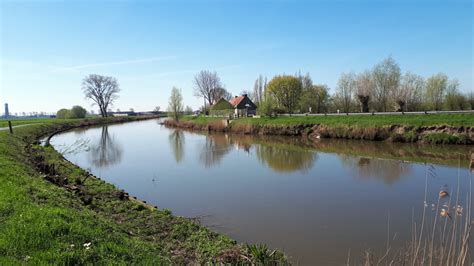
169, 130, 185, 163
255, 144, 316, 173
199, 134, 232, 168
340, 155, 410, 184
88, 126, 123, 168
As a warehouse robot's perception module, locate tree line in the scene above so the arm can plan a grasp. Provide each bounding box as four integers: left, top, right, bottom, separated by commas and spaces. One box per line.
64, 57, 472, 120
256, 57, 473, 115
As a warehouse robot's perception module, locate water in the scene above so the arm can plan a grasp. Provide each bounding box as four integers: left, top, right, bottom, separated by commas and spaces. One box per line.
51, 119, 472, 264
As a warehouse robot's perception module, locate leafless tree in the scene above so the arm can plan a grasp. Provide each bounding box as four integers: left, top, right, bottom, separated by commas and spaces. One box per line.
193, 70, 223, 107
82, 74, 120, 117
393, 72, 425, 111
372, 57, 401, 111
211, 87, 232, 103
355, 71, 374, 112
252, 75, 265, 104
336, 72, 356, 113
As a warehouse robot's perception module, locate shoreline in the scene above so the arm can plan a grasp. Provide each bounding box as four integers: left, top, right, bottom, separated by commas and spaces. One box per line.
0, 117, 286, 264
163, 114, 474, 145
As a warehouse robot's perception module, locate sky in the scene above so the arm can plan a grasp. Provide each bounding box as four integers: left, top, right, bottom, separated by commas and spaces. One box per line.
0, 0, 472, 114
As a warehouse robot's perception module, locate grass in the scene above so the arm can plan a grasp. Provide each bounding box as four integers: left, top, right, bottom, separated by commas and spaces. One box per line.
181, 116, 224, 125
181, 113, 474, 128
360, 164, 472, 265
232, 113, 474, 127
0, 117, 282, 264
177, 114, 473, 144
0, 118, 60, 128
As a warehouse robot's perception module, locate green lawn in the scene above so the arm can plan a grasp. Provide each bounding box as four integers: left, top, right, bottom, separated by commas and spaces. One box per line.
0, 119, 281, 264
0, 118, 60, 128
231, 113, 474, 127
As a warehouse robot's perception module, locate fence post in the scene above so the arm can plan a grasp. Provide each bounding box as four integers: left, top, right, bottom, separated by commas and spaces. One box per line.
8, 121, 13, 134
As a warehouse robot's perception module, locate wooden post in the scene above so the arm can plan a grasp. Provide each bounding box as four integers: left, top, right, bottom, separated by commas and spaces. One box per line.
8, 121, 13, 134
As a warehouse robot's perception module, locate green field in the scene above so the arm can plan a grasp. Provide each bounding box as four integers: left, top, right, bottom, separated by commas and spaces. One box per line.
0, 118, 283, 264
233, 114, 474, 127
182, 113, 474, 127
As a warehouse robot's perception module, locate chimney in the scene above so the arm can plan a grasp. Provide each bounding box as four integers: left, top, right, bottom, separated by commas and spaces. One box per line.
235, 96, 238, 98
243, 94, 247, 97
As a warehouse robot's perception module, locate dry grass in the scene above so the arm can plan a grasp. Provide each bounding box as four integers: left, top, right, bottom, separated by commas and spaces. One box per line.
356, 159, 472, 265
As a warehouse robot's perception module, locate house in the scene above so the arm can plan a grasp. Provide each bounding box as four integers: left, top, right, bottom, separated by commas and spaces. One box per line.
229, 94, 257, 117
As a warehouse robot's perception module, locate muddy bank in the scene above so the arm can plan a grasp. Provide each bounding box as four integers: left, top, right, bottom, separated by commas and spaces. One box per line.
163, 119, 473, 145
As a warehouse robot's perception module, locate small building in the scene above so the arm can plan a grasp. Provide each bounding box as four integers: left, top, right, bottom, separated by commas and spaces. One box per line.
229, 94, 257, 117
210, 98, 235, 117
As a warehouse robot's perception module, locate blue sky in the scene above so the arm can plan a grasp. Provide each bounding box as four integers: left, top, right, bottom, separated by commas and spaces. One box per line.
1, 0, 472, 114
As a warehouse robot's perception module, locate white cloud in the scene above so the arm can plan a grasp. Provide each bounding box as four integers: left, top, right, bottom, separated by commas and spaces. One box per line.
53, 55, 178, 72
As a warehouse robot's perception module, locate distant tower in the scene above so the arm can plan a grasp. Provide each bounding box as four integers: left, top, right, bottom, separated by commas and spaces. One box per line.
4, 103, 9, 118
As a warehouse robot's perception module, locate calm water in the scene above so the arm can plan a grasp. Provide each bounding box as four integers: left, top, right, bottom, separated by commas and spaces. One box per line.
51, 119, 472, 264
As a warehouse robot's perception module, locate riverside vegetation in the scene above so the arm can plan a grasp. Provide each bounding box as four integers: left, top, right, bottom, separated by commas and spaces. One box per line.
164, 113, 474, 145
0, 117, 286, 264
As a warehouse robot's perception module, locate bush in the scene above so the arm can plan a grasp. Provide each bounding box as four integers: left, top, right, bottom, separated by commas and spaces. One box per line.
56, 106, 87, 119
258, 98, 277, 117
69, 106, 87, 118
56, 109, 70, 119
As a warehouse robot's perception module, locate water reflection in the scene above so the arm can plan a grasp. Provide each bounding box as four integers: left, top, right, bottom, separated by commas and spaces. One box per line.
340, 156, 411, 184
88, 126, 123, 168
255, 144, 316, 173
199, 134, 232, 168
169, 130, 185, 163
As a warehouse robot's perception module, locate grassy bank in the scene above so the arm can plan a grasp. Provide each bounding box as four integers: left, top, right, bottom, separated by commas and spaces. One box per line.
0, 117, 285, 264
177, 114, 473, 144
184, 113, 474, 127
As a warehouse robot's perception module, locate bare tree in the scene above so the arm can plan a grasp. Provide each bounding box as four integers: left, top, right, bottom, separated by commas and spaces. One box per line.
168, 87, 184, 121
211, 87, 232, 103
252, 75, 265, 104
336, 72, 356, 113
372, 57, 401, 112
394, 72, 425, 111
193, 70, 223, 108
355, 71, 374, 112
426, 73, 448, 111
82, 74, 120, 117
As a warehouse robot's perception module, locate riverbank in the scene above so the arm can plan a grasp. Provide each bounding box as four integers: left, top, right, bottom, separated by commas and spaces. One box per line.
165, 114, 474, 144
0, 117, 285, 264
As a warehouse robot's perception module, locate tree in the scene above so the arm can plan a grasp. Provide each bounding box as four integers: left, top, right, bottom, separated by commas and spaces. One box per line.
444, 79, 468, 110
193, 70, 222, 107
258, 96, 278, 116
299, 84, 329, 113
154, 106, 161, 112
266, 75, 302, 113
395, 73, 425, 112
426, 73, 448, 111
336, 72, 356, 113
184, 106, 193, 114
355, 71, 374, 112
56, 108, 69, 119
211, 87, 232, 103
468, 92, 474, 110
372, 57, 401, 111
82, 74, 120, 118
69, 105, 87, 118
252, 75, 265, 105
168, 87, 184, 121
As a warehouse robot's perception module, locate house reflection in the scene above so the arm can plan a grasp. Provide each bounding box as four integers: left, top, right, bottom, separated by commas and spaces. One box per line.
340, 155, 410, 184
88, 126, 123, 168
169, 130, 185, 163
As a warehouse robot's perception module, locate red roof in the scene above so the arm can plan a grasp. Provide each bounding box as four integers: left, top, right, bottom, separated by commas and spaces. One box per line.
229, 95, 245, 107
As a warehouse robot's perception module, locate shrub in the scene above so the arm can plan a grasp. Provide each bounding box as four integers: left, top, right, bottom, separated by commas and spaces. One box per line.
56, 109, 70, 119
56, 106, 87, 119
69, 106, 87, 118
